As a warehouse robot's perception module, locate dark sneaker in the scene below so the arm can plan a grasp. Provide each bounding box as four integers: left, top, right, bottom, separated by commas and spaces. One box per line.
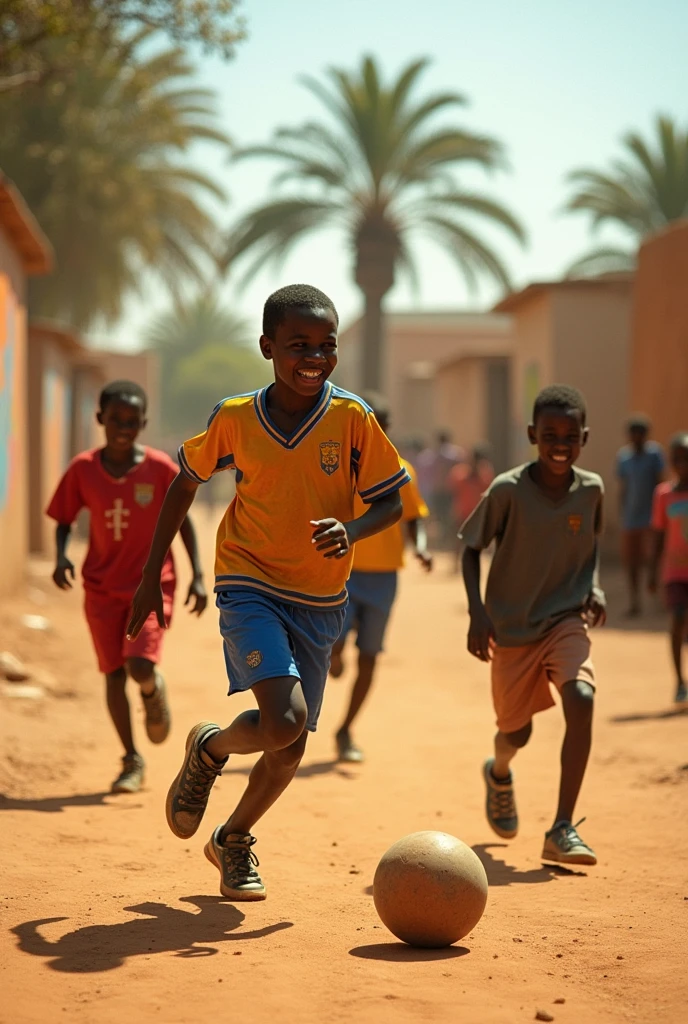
482, 757, 518, 839
542, 818, 597, 866
166, 722, 223, 839
675, 683, 687, 706
204, 826, 266, 901
336, 729, 364, 763
141, 673, 171, 744
111, 753, 145, 794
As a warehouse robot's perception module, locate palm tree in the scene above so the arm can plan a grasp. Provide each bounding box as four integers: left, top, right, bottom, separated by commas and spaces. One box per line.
0, 31, 230, 329
221, 56, 525, 389
565, 115, 688, 277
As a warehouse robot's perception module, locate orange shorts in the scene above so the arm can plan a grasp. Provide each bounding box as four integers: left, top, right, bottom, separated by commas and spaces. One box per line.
491, 616, 595, 734
84, 581, 175, 675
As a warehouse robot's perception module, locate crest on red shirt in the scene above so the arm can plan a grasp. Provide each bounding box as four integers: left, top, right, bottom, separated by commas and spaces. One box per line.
568, 514, 583, 536
319, 441, 340, 476
134, 483, 155, 507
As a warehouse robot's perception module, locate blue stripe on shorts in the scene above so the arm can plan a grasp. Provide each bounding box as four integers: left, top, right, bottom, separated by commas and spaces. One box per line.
217, 589, 346, 732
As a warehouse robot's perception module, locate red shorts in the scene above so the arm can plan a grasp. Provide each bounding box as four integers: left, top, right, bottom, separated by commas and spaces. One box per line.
84, 581, 175, 675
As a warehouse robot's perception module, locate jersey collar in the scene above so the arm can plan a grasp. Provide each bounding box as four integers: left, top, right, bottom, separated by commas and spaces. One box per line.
254, 382, 332, 449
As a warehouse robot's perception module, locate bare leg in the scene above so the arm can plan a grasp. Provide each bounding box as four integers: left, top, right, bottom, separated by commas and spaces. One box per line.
329, 638, 345, 679
127, 656, 157, 695
670, 612, 687, 689
105, 667, 137, 756
222, 732, 309, 837
554, 680, 594, 825
338, 651, 376, 735
492, 722, 532, 779
624, 531, 642, 616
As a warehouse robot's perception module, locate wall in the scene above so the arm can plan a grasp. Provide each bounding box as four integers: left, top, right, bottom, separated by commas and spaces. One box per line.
0, 227, 28, 597
553, 282, 633, 534
435, 358, 487, 453
509, 292, 555, 464
630, 220, 688, 445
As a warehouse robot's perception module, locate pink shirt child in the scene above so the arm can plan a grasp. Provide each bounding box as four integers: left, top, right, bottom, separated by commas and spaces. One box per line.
651, 482, 688, 582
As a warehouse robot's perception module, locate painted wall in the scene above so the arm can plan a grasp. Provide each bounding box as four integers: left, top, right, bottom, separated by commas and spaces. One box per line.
0, 227, 28, 597
630, 220, 688, 445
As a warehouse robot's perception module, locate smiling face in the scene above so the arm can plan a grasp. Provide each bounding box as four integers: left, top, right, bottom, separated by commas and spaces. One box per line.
528, 406, 588, 477
260, 306, 338, 397
97, 397, 146, 454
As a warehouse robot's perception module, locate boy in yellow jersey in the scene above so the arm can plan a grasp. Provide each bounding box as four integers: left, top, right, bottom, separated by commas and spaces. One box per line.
330, 392, 432, 763
127, 285, 409, 900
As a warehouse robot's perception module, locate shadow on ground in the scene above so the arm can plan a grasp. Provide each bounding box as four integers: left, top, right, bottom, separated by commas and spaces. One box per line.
349, 942, 469, 962
221, 760, 359, 780
473, 844, 586, 885
0, 791, 114, 814
610, 708, 688, 723
11, 895, 293, 972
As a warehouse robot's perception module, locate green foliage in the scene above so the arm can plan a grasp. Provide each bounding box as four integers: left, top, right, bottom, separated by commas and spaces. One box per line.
0, 1, 245, 91
0, 32, 231, 328
146, 292, 270, 438
222, 55, 525, 296
565, 115, 688, 277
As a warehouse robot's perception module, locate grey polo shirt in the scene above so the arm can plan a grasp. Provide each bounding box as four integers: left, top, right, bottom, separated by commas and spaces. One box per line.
460, 463, 604, 647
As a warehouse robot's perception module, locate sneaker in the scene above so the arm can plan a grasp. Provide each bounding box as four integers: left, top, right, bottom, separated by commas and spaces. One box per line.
336, 729, 364, 763
111, 753, 145, 794
204, 826, 267, 901
141, 673, 171, 744
542, 818, 597, 866
165, 722, 224, 839
482, 757, 518, 839
675, 683, 687, 706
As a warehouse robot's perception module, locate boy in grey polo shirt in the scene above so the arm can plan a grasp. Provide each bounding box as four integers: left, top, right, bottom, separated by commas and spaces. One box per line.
461, 385, 606, 866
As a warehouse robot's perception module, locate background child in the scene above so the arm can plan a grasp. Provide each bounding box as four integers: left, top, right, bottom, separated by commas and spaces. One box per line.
329, 391, 432, 763
461, 384, 605, 866
449, 443, 495, 573
616, 415, 665, 617
649, 432, 688, 705
47, 380, 207, 793
126, 285, 408, 901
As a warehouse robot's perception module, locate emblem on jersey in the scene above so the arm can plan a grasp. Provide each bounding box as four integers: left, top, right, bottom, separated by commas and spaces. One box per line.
246, 650, 263, 669
568, 514, 583, 536
319, 440, 341, 475
134, 483, 155, 507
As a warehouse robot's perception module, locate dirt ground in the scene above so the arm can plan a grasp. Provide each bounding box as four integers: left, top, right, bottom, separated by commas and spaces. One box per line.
1, 519, 687, 1024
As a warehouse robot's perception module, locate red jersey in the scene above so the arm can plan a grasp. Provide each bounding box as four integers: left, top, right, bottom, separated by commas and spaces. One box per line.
46, 447, 178, 599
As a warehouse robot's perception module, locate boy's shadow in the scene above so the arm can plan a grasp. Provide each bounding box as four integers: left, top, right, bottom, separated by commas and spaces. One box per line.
12, 896, 293, 973
473, 844, 586, 885
0, 792, 114, 814
223, 760, 358, 780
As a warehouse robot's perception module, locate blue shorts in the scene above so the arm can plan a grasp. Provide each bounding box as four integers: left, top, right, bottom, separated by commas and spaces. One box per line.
338, 570, 398, 656
217, 590, 346, 732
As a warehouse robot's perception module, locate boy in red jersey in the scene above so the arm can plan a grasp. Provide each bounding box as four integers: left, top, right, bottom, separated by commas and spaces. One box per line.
47, 381, 207, 793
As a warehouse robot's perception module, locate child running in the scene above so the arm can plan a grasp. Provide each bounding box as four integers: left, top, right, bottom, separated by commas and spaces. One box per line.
649, 432, 688, 705
126, 285, 409, 900
47, 381, 207, 793
329, 391, 432, 763
461, 384, 605, 866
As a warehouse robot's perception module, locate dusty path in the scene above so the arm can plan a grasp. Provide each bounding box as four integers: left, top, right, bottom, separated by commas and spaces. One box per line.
1, 521, 686, 1024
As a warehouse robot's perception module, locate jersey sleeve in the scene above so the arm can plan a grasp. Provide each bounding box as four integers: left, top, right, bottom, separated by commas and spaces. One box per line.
459, 480, 509, 550
45, 462, 84, 525
400, 465, 429, 522
354, 411, 411, 504
651, 485, 668, 531
178, 402, 235, 484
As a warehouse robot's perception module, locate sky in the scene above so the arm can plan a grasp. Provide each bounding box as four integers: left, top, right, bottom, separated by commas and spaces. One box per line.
102, 0, 688, 350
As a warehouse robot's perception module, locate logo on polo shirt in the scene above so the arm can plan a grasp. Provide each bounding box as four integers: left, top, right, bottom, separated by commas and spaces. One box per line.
134, 483, 155, 507
319, 440, 341, 476
246, 650, 263, 669
568, 514, 583, 536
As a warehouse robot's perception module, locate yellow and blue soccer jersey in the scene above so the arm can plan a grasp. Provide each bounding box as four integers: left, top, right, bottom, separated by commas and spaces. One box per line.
352, 460, 429, 572
178, 383, 410, 608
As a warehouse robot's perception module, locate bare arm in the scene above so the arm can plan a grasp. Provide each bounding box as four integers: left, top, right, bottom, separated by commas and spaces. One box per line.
127, 473, 199, 637
52, 523, 75, 590
462, 546, 495, 662
311, 490, 402, 559
179, 513, 207, 616
406, 518, 432, 571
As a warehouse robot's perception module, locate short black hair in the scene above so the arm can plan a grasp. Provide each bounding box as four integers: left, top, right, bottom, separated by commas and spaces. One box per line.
669, 431, 688, 453
532, 384, 587, 425
360, 390, 390, 424
99, 380, 148, 413
262, 284, 339, 338
627, 413, 651, 433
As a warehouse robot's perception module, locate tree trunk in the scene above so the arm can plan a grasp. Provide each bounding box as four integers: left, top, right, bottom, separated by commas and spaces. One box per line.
360, 290, 385, 391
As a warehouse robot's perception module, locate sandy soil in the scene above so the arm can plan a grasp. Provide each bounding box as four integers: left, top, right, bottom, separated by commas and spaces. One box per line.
1, 520, 687, 1024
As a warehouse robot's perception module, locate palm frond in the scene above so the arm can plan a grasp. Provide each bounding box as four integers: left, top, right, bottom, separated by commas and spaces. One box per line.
564, 246, 637, 278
